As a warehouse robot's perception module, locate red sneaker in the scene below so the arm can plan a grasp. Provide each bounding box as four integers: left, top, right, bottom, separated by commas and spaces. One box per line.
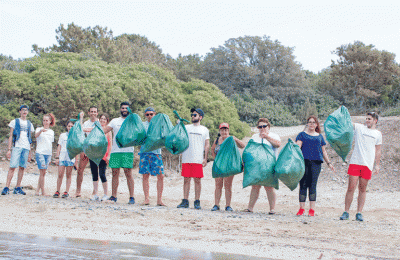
308, 209, 315, 216
296, 208, 305, 216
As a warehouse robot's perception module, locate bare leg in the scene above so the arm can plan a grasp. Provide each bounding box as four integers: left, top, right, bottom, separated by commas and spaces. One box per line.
183, 177, 191, 199
124, 168, 134, 198
57, 166, 66, 192
310, 201, 316, 210
357, 177, 369, 213
142, 173, 150, 204
102, 182, 108, 196
265, 186, 276, 212
300, 202, 306, 209
344, 175, 359, 212
214, 178, 223, 206
111, 168, 120, 198
247, 185, 261, 212
156, 174, 164, 205
194, 178, 201, 200
76, 153, 88, 196
6, 168, 16, 187
92, 181, 99, 196
36, 169, 47, 195
16, 167, 25, 187
224, 176, 234, 207
65, 166, 73, 193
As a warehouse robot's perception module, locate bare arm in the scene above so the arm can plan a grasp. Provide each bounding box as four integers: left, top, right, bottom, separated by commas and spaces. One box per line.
296, 140, 303, 149
322, 145, 335, 172
202, 139, 210, 167
55, 144, 61, 165
103, 125, 113, 134
35, 128, 47, 138
6, 128, 13, 160
373, 145, 382, 175
210, 139, 217, 158
232, 136, 245, 149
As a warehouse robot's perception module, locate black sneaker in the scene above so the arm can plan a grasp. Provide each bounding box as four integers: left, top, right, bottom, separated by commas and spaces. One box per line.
177, 199, 189, 208
194, 200, 201, 210
108, 196, 117, 202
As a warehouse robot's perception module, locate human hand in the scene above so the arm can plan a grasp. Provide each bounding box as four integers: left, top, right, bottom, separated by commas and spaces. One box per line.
105, 156, 110, 165
328, 163, 335, 172
6, 150, 11, 160
28, 154, 32, 162
373, 165, 380, 175
55, 159, 59, 166
79, 111, 84, 118
202, 158, 207, 167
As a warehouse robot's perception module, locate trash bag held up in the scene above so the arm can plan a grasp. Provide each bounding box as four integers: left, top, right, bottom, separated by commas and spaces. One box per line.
141, 113, 173, 153
275, 139, 305, 191
66, 115, 85, 160
212, 136, 243, 178
242, 139, 279, 189
324, 106, 354, 162
116, 107, 146, 148
165, 110, 190, 155
82, 121, 108, 166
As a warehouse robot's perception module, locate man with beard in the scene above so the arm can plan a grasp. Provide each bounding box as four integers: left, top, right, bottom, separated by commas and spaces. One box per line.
177, 108, 210, 210
103, 102, 135, 204
340, 112, 382, 222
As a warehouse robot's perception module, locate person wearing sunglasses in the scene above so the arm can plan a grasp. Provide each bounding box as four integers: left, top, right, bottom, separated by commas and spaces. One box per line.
177, 108, 210, 210
244, 118, 281, 214
340, 112, 382, 222
295, 116, 335, 217
139, 107, 166, 206
210, 123, 245, 212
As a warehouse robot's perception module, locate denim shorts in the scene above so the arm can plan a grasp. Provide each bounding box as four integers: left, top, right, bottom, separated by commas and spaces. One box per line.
59, 161, 74, 167
36, 153, 52, 170
10, 147, 30, 168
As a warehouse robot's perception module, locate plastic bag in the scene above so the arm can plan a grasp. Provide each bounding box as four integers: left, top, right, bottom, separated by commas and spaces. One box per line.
83, 121, 108, 166
165, 111, 190, 155
242, 139, 279, 189
212, 136, 243, 178
275, 139, 305, 191
66, 115, 85, 160
141, 113, 173, 153
324, 106, 354, 162
116, 107, 146, 148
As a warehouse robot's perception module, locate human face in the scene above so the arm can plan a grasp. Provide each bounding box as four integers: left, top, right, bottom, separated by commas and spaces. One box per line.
257, 122, 270, 134
219, 127, 229, 138
365, 115, 377, 128
145, 111, 155, 122
88, 107, 98, 120
191, 112, 201, 123
120, 105, 129, 118
307, 118, 317, 131
19, 108, 28, 118
99, 115, 108, 127
43, 116, 51, 128
66, 122, 74, 132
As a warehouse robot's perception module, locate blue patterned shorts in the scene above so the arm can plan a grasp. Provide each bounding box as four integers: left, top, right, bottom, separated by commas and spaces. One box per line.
139, 153, 164, 176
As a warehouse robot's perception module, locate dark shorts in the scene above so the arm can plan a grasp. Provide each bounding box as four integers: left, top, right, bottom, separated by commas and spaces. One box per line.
348, 164, 372, 180
181, 163, 203, 178
139, 153, 164, 176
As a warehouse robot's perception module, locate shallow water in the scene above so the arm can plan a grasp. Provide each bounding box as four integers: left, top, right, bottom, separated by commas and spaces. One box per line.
0, 232, 269, 259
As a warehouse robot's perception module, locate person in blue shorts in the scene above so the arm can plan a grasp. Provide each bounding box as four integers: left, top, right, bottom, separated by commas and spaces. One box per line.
139, 107, 165, 206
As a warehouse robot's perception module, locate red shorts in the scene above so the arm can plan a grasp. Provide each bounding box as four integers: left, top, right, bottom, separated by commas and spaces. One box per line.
181, 163, 203, 178
347, 164, 372, 180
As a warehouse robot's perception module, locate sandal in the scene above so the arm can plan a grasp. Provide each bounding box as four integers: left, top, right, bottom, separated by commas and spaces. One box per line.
53, 191, 60, 198
242, 209, 253, 213
62, 192, 69, 198
268, 211, 276, 215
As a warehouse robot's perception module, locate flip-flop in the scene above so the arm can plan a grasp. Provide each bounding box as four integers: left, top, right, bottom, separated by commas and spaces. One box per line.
268, 211, 276, 215
144, 203, 150, 205
242, 209, 253, 213
75, 195, 81, 198
157, 204, 166, 207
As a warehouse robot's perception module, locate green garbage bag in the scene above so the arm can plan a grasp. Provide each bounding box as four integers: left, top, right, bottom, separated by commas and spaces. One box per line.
83, 121, 108, 166
67, 115, 85, 160
116, 107, 146, 148
275, 139, 305, 191
142, 113, 173, 153
242, 139, 279, 189
212, 136, 243, 178
165, 111, 190, 155
324, 106, 354, 162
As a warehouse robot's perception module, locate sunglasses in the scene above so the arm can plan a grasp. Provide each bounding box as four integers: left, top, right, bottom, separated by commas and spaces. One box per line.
220, 127, 229, 130
257, 125, 269, 129
191, 114, 198, 117
145, 113, 154, 116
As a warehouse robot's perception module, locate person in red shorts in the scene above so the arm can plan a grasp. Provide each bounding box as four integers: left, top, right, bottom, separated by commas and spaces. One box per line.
340, 112, 382, 222
177, 108, 210, 210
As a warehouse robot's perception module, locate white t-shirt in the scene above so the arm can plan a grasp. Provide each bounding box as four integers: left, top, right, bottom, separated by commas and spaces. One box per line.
108, 117, 134, 154
250, 133, 281, 158
82, 119, 98, 136
58, 132, 75, 162
8, 119, 35, 150
35, 127, 54, 155
349, 123, 382, 170
182, 124, 210, 164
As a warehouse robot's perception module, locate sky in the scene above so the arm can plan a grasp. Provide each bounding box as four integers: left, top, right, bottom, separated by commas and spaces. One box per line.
1, 0, 399, 73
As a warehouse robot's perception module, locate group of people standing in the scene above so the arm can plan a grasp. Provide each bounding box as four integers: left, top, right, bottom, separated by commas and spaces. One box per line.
2, 104, 382, 221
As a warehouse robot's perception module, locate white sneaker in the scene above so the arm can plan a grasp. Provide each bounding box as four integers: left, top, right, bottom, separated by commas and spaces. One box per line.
100, 195, 109, 201
91, 195, 99, 201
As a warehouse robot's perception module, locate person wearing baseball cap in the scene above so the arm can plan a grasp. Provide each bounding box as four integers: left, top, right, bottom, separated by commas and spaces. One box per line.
210, 123, 245, 212
177, 108, 209, 210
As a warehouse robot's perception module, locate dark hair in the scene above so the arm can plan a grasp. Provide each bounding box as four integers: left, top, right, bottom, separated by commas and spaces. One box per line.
120, 102, 130, 108
44, 113, 56, 127
88, 106, 98, 112
99, 113, 110, 123
367, 112, 379, 121
215, 133, 221, 145
307, 115, 321, 133
257, 118, 271, 127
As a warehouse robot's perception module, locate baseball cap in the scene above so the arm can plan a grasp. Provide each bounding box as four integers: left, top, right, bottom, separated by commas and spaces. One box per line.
219, 123, 229, 129
190, 108, 204, 117
19, 105, 29, 111
144, 107, 155, 113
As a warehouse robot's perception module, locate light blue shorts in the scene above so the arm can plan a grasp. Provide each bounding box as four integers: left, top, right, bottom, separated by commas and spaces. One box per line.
36, 153, 52, 170
59, 161, 74, 167
10, 147, 30, 169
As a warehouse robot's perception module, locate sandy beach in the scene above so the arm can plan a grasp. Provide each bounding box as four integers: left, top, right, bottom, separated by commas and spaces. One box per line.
0, 117, 399, 259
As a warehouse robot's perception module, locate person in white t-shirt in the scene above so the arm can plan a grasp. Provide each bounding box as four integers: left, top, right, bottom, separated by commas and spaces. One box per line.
177, 108, 210, 210
244, 118, 281, 214
103, 102, 135, 204
75, 106, 99, 197
53, 120, 79, 199
340, 112, 382, 222
2, 105, 35, 196
34, 113, 56, 196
